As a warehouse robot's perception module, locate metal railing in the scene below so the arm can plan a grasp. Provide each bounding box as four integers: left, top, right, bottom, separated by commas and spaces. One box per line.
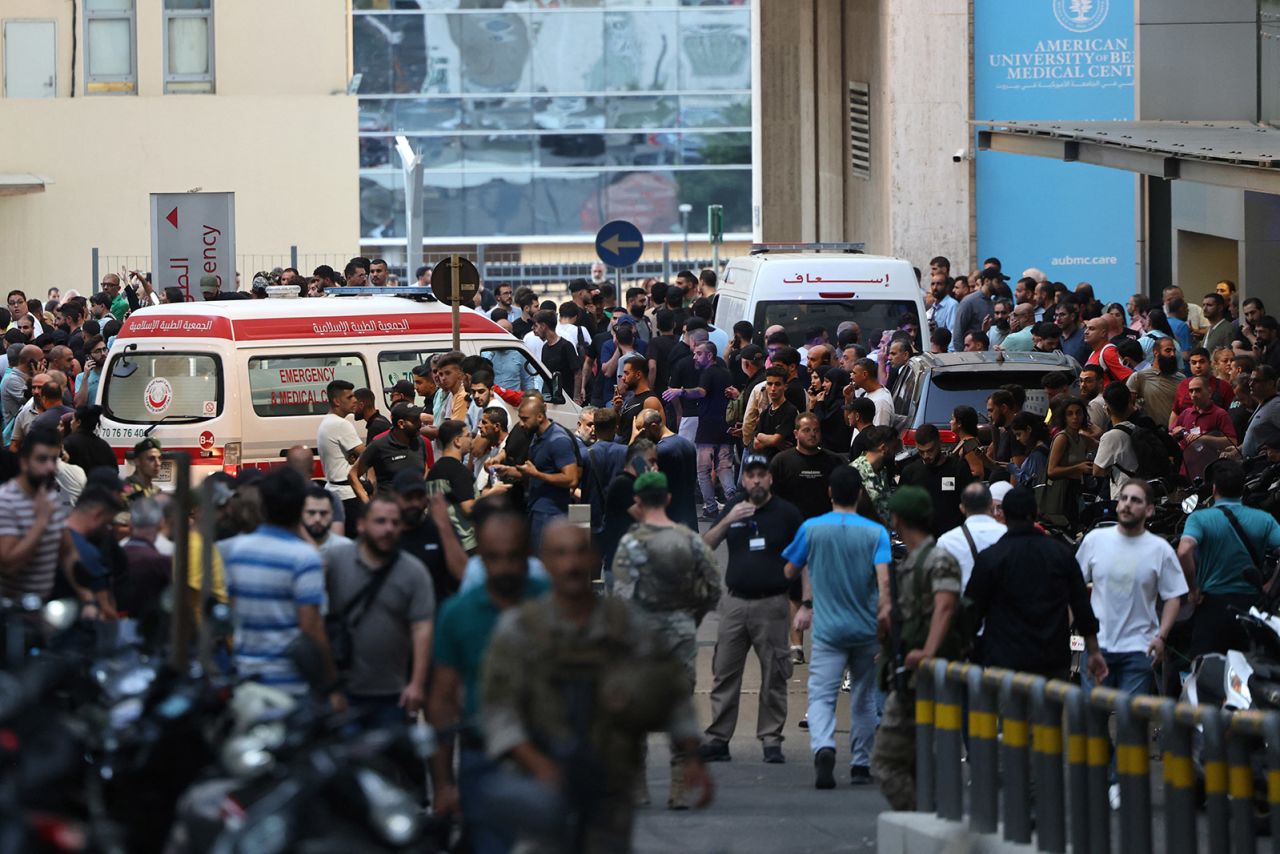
916, 659, 1280, 854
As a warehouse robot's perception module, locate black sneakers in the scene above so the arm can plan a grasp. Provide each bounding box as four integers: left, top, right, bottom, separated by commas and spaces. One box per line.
850, 764, 872, 785
762, 745, 784, 764
698, 740, 731, 762
814, 747, 836, 789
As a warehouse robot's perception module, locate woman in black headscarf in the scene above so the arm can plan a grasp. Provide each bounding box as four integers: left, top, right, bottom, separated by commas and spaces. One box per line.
813, 366, 853, 454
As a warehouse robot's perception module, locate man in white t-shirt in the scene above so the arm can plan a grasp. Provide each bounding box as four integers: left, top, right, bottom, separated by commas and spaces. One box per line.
1076, 479, 1186, 806
850, 357, 895, 427
936, 483, 1007, 588
1093, 382, 1139, 499
316, 379, 367, 536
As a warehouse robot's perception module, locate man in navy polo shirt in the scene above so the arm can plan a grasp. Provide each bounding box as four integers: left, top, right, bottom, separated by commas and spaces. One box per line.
504, 396, 580, 548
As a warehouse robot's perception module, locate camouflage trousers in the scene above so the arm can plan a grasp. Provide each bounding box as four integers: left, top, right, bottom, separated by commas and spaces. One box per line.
643, 610, 697, 765
871, 688, 916, 811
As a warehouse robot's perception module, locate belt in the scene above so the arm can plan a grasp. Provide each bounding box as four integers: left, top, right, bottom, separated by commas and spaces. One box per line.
728, 588, 788, 601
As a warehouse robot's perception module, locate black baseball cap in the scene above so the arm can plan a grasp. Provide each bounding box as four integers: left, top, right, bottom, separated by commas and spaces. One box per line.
569, 278, 592, 293
392, 468, 427, 495
390, 402, 424, 424
391, 379, 415, 397
741, 452, 770, 471
738, 344, 765, 364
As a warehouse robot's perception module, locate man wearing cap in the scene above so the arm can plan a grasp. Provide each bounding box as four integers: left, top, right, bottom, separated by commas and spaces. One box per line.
936, 483, 1006, 589
783, 465, 891, 789
701, 453, 804, 765
613, 470, 721, 807
871, 485, 964, 809
965, 486, 1108, 681
392, 468, 468, 606
354, 402, 428, 494
124, 437, 163, 501
949, 267, 998, 352
198, 273, 221, 301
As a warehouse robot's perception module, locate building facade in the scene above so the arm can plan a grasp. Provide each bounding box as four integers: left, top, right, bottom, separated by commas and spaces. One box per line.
0, 0, 357, 293
352, 0, 753, 266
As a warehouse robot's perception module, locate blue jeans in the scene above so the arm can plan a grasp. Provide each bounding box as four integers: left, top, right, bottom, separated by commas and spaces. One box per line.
807, 637, 881, 767
1083, 650, 1154, 784
696, 443, 736, 514
458, 747, 513, 854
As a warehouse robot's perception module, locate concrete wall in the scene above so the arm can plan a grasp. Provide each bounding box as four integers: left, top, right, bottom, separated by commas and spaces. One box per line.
1168, 181, 1280, 303
1135, 0, 1258, 121
0, 0, 355, 290
753, 0, 972, 270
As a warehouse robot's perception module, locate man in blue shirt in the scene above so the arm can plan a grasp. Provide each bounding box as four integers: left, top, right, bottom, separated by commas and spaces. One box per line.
927, 275, 958, 341
224, 467, 337, 701
502, 396, 580, 548
783, 465, 891, 789
1178, 458, 1280, 657
430, 504, 547, 854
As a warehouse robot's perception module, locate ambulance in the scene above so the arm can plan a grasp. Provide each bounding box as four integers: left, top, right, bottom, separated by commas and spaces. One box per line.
95, 296, 578, 485
712, 245, 927, 352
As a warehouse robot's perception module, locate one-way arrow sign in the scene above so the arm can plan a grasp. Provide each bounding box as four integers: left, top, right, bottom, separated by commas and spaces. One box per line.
595, 219, 644, 268
165, 207, 179, 229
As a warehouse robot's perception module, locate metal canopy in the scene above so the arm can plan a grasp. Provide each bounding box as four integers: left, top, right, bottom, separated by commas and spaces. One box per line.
976, 120, 1280, 194
0, 174, 50, 197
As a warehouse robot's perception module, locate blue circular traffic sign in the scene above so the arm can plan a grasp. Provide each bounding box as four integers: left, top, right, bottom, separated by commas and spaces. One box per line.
594, 219, 645, 268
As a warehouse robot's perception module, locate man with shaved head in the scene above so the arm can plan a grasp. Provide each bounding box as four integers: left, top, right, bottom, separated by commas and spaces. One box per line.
1, 345, 44, 434
504, 396, 580, 547
482, 519, 713, 848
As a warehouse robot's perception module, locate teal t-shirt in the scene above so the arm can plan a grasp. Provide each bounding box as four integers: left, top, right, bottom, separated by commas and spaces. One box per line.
433, 577, 549, 724
1183, 499, 1280, 595
782, 511, 891, 647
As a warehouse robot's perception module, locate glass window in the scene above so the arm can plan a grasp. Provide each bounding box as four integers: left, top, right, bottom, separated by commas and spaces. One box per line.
360, 171, 404, 239
354, 12, 429, 95
462, 134, 534, 170
602, 10, 676, 91
85, 0, 135, 94
463, 98, 533, 132
531, 11, 604, 94
677, 7, 750, 91
919, 372, 1057, 426
753, 300, 922, 355
458, 172, 535, 237
606, 95, 677, 129
479, 346, 551, 396
104, 352, 220, 424
163, 0, 214, 94
680, 94, 751, 128
534, 97, 606, 131
247, 355, 368, 418
378, 349, 443, 407
673, 169, 753, 233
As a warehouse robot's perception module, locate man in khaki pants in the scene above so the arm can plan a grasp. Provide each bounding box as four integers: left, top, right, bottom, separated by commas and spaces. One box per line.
698, 453, 805, 764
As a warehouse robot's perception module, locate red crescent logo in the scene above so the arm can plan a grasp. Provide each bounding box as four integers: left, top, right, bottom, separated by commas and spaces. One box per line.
148, 388, 168, 409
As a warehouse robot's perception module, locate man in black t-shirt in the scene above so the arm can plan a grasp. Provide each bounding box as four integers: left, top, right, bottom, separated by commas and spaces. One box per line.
770, 346, 809, 412
768, 413, 845, 521
533, 309, 576, 404
752, 366, 798, 461
392, 469, 467, 606
691, 342, 735, 520
511, 287, 538, 340
426, 419, 476, 551
898, 423, 974, 537
354, 403, 427, 492
699, 452, 803, 764
664, 328, 705, 440
647, 309, 680, 398
353, 388, 391, 444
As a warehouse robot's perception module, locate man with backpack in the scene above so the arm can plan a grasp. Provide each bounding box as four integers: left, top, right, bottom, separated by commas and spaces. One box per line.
1178, 458, 1280, 658
870, 486, 963, 810
936, 483, 1007, 589
1085, 317, 1133, 388
1094, 382, 1180, 498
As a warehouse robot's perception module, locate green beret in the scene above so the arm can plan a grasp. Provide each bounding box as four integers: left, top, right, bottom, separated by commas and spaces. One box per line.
133, 437, 162, 456
633, 470, 669, 495
887, 485, 932, 526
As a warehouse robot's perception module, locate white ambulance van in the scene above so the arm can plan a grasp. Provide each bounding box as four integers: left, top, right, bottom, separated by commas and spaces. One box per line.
711, 245, 927, 352
95, 296, 578, 485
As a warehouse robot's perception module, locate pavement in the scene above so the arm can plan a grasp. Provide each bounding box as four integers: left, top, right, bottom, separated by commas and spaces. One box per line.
632, 520, 885, 853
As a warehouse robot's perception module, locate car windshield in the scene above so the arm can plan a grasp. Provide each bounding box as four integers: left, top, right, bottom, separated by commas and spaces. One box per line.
104, 352, 220, 423
918, 371, 1056, 426
753, 299, 920, 352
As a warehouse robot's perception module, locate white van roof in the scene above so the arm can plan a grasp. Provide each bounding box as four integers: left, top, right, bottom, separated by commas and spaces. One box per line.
116, 297, 509, 347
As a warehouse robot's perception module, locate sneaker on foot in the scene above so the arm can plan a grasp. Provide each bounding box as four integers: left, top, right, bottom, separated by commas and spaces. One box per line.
849, 765, 872, 785
763, 746, 784, 764
840, 670, 852, 693
1108, 783, 1120, 811
798, 715, 809, 730
698, 740, 731, 762
814, 748, 836, 789
791, 646, 806, 665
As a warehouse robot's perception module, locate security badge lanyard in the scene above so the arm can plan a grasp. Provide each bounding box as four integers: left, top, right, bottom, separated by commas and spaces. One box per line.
748, 519, 766, 552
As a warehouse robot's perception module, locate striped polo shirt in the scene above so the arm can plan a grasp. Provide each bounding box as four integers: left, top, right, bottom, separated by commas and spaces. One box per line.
0, 478, 69, 600
223, 524, 325, 694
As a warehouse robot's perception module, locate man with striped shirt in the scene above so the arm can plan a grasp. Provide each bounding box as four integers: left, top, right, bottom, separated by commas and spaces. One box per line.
224, 467, 339, 701
0, 428, 71, 602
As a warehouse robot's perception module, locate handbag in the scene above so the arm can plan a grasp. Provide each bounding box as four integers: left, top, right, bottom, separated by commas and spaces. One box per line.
325, 553, 398, 671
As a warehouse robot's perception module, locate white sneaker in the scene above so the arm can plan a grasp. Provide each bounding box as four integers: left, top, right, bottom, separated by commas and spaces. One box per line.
840, 670, 852, 693
1108, 783, 1120, 811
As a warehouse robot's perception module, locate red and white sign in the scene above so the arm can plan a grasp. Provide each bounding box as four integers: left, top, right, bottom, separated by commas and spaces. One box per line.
144, 378, 173, 415
150, 192, 236, 302
117, 311, 504, 342
198, 431, 215, 451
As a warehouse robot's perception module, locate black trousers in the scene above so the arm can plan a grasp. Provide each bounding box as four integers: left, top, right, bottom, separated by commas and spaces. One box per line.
1188, 592, 1257, 660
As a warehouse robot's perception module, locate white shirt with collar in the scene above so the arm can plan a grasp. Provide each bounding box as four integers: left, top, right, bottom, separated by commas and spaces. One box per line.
936, 513, 1008, 589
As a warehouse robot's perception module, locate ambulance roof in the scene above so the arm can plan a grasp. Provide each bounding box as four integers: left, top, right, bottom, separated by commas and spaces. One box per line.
116, 296, 509, 345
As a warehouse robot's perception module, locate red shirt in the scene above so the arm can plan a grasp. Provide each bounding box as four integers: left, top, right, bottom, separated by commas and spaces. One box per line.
1173, 403, 1236, 444
1087, 343, 1133, 387
1171, 375, 1234, 417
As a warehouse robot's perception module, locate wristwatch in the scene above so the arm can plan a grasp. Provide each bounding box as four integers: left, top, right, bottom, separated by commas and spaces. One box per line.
801, 599, 813, 609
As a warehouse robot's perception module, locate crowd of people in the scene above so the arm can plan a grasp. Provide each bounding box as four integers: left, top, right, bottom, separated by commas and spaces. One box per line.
3, 253, 1280, 849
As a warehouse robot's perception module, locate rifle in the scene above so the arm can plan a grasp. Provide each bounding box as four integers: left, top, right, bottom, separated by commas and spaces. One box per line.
887, 559, 910, 695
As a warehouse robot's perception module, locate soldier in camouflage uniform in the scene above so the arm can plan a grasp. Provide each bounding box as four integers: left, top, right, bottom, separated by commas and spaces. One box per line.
871, 486, 963, 811
849, 426, 895, 526
611, 470, 722, 808
482, 520, 713, 853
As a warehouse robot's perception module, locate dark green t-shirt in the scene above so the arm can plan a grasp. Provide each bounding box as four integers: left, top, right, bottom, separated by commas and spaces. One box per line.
433, 577, 550, 724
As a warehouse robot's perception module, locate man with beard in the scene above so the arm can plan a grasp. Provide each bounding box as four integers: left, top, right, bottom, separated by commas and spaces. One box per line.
326, 493, 435, 723
984, 299, 1013, 350
700, 453, 804, 764
1126, 335, 1184, 427
614, 354, 663, 444
301, 485, 352, 557
354, 403, 428, 493
637, 408, 699, 531
392, 469, 468, 606
623, 287, 652, 344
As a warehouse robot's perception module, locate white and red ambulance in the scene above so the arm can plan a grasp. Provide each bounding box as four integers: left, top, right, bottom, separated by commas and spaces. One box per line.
95, 296, 577, 485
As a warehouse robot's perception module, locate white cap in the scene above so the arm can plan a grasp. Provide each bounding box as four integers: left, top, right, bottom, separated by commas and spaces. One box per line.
989, 481, 1013, 503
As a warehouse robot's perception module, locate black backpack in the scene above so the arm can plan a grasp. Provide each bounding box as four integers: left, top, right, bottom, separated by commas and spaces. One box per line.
1113, 415, 1180, 479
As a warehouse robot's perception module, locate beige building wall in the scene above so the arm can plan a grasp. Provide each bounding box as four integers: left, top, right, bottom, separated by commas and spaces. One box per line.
754, 0, 972, 271
0, 0, 356, 291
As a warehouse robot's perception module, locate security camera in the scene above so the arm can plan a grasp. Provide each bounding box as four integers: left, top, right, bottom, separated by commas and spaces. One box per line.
952, 148, 973, 163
